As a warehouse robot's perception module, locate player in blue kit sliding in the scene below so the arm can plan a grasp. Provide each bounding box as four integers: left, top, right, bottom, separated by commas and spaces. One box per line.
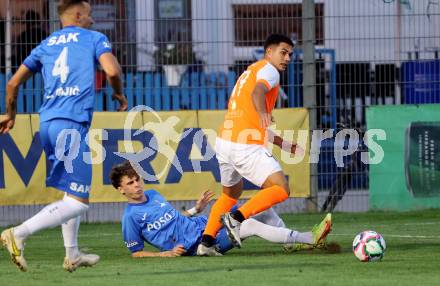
110, 161, 331, 257
0, 0, 127, 272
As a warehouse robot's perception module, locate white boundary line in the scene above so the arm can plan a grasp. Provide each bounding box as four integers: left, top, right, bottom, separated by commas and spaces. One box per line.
26, 232, 440, 240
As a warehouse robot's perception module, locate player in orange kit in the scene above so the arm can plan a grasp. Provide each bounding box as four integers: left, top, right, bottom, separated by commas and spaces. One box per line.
197, 34, 332, 256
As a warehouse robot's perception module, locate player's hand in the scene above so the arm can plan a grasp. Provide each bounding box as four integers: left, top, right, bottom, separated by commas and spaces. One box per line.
112, 93, 128, 111
195, 189, 215, 213
161, 245, 186, 257
0, 115, 15, 134
259, 112, 272, 129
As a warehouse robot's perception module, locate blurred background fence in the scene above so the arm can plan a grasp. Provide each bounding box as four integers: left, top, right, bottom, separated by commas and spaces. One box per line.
0, 0, 439, 223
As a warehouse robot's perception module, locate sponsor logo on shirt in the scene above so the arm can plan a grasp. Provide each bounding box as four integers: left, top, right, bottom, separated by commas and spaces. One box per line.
146, 211, 174, 231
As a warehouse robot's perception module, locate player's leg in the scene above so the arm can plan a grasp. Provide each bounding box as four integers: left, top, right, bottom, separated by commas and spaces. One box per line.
1, 190, 89, 272
2, 120, 100, 272
250, 208, 332, 252
284, 213, 333, 253
225, 173, 289, 224
0, 120, 90, 272
197, 138, 243, 256
54, 120, 99, 272
239, 218, 314, 244
197, 181, 242, 256
209, 218, 308, 256
62, 216, 81, 260
221, 147, 289, 247
62, 216, 99, 272
204, 181, 243, 239
237, 171, 289, 220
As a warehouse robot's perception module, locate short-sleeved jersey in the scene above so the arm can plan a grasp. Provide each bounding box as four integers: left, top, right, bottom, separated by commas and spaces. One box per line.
219, 59, 280, 145
23, 26, 112, 124
122, 190, 207, 254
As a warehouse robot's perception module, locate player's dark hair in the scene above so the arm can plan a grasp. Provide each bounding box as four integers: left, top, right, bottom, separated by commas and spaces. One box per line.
57, 0, 89, 16
109, 161, 140, 189
263, 34, 294, 51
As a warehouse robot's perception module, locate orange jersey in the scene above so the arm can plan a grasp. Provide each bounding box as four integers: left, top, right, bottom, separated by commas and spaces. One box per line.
219, 60, 280, 145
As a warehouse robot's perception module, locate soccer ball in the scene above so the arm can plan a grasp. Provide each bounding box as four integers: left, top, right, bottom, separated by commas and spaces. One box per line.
352, 230, 386, 262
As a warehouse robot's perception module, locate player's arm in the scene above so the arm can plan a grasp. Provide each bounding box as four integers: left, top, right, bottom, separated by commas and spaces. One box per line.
267, 129, 304, 155
182, 190, 215, 217
98, 52, 128, 111
251, 82, 271, 129
131, 245, 186, 258
0, 65, 33, 134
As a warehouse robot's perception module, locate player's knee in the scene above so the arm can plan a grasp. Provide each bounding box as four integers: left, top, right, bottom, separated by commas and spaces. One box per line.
222, 183, 243, 199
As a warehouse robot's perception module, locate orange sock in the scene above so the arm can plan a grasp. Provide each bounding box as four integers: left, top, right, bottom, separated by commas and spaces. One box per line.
203, 193, 237, 237
238, 185, 289, 219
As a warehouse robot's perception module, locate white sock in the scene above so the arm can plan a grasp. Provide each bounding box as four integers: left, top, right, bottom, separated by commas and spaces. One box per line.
295, 232, 314, 244
62, 216, 81, 259
251, 207, 286, 228
13, 195, 89, 242
240, 219, 314, 244
240, 218, 299, 243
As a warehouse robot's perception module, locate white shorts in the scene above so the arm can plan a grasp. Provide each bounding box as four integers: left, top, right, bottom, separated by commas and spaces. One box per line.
215, 137, 282, 187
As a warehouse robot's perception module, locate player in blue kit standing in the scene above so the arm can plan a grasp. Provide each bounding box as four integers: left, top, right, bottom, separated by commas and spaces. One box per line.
0, 0, 127, 272
110, 161, 332, 257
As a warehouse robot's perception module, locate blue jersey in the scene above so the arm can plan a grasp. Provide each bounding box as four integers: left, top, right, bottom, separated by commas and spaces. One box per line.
23, 26, 112, 124
122, 190, 207, 254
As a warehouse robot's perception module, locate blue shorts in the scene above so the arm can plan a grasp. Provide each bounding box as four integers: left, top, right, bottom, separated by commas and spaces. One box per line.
39, 119, 92, 199
215, 227, 235, 254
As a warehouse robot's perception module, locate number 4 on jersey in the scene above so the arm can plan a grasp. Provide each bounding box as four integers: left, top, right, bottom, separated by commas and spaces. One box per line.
231, 70, 251, 99
52, 47, 69, 83
230, 70, 251, 110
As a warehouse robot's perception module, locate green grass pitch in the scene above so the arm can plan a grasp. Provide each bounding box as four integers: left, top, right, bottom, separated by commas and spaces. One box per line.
1, 210, 440, 286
